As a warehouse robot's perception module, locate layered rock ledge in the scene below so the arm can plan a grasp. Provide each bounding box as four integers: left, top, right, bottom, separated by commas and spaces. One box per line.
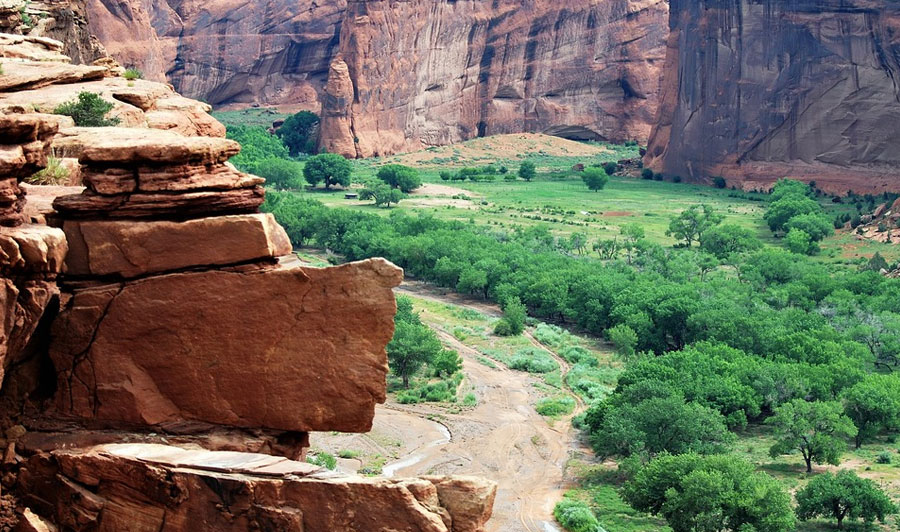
20, 443, 496, 532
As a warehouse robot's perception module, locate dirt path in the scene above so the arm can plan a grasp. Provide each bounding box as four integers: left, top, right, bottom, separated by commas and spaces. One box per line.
311, 282, 589, 531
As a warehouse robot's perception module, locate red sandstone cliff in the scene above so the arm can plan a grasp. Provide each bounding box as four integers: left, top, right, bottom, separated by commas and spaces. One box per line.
644, 0, 900, 194
320, 0, 668, 157
81, 0, 667, 156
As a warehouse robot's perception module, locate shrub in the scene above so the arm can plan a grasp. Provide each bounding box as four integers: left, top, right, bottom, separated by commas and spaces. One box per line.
123, 68, 143, 81
499, 297, 526, 335
509, 348, 558, 373
641, 168, 653, 180
536, 396, 576, 417
875, 451, 892, 464
499, 165, 508, 174
559, 346, 596, 366
463, 393, 477, 406
26, 157, 69, 185
553, 497, 604, 532
713, 176, 727, 188
338, 449, 360, 459
54, 92, 120, 127
602, 161, 618, 175
439, 170, 452, 181
307, 451, 337, 470
518, 161, 536, 181
653, 172, 663, 181
503, 173, 517, 181
672, 175, 682, 183
493, 318, 513, 336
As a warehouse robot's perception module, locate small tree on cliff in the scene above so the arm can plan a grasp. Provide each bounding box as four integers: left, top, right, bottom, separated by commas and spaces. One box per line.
303, 153, 352, 189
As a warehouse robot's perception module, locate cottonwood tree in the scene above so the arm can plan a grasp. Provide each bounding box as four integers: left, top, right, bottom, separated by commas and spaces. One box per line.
376, 164, 421, 193
303, 153, 352, 189
842, 374, 900, 448
666, 204, 723, 247
581, 166, 609, 191
277, 111, 319, 155
699, 223, 761, 258
360, 183, 403, 208
621, 223, 646, 264
387, 297, 443, 388
767, 399, 857, 472
796, 470, 897, 529
593, 238, 620, 260
623, 453, 795, 532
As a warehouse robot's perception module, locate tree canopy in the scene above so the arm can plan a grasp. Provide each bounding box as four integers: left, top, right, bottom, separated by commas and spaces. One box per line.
518, 161, 536, 181
581, 166, 609, 191
303, 153, 352, 189
376, 164, 422, 193
667, 204, 723, 247
767, 399, 857, 472
276, 110, 319, 155
796, 470, 897, 529
623, 453, 795, 532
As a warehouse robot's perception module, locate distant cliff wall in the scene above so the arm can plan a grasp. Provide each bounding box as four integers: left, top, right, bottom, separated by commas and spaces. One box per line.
644, 0, 900, 194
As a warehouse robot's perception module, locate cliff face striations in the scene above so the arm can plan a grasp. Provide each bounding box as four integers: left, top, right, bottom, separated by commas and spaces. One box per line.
83, 0, 667, 156
645, 0, 900, 194
85, 0, 347, 109
321, 0, 668, 157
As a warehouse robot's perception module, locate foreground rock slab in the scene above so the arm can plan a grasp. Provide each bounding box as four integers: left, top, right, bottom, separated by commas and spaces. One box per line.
49, 259, 403, 433
63, 213, 291, 278
20, 443, 497, 532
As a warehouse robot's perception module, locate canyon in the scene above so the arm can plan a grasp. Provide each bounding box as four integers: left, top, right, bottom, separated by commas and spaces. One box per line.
76, 0, 900, 192
0, 32, 496, 531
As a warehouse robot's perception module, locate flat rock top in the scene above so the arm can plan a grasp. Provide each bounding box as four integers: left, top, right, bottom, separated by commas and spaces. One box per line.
77, 128, 241, 165
97, 443, 326, 478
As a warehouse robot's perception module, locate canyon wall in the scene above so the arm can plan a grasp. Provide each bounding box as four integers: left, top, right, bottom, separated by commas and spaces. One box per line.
320, 0, 668, 157
644, 0, 900, 194
82, 0, 668, 156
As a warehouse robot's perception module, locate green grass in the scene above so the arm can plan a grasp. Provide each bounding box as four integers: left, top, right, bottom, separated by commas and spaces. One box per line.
266, 134, 898, 262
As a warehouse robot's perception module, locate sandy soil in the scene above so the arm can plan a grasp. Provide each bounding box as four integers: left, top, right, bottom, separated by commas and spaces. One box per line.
384, 133, 612, 167
310, 283, 587, 532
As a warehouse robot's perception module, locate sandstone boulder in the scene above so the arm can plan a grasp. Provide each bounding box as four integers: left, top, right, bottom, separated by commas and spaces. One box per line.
0, 61, 107, 93
0, 33, 68, 62
49, 259, 403, 433
20, 443, 497, 532
63, 213, 291, 278
0, 224, 66, 386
